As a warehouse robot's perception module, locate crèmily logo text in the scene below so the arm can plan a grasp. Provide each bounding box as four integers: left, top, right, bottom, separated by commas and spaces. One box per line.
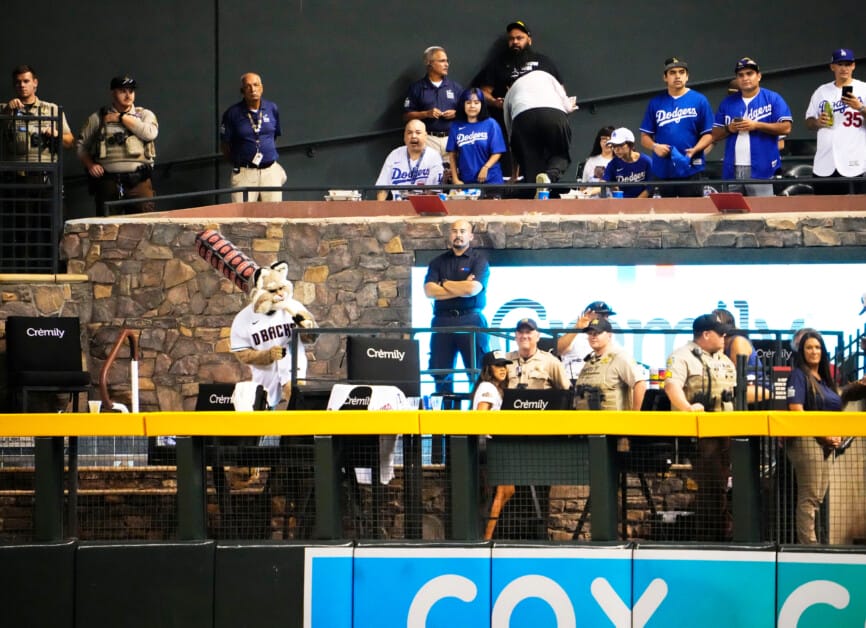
367, 348, 405, 361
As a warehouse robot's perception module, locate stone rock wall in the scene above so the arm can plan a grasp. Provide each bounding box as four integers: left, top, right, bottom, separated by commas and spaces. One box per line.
1, 210, 864, 411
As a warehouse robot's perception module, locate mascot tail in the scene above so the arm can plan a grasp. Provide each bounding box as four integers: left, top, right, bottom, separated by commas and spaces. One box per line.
195, 229, 259, 292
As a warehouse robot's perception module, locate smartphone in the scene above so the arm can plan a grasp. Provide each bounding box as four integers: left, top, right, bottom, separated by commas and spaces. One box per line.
842, 85, 853, 97
733, 117, 744, 122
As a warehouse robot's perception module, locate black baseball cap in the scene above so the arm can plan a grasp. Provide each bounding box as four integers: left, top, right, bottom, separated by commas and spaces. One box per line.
693, 314, 730, 336
584, 301, 616, 315
734, 57, 760, 73
506, 20, 531, 35
585, 318, 613, 334
516, 317, 538, 331
664, 57, 688, 72
110, 75, 137, 90
482, 350, 513, 368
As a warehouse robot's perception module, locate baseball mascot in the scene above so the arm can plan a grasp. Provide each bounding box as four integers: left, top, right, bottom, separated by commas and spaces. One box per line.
229, 261, 317, 409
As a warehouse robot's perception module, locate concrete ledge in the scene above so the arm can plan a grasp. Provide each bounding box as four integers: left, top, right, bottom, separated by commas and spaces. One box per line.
0, 274, 89, 284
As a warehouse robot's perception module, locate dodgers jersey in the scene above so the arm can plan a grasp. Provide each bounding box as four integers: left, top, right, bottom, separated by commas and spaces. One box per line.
805, 78, 866, 176
446, 117, 507, 183
640, 89, 714, 179
714, 88, 792, 179
230, 304, 307, 408
603, 153, 653, 197
375, 146, 443, 190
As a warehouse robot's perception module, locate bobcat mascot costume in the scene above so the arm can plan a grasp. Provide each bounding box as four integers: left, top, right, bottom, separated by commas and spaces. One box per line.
229, 261, 317, 408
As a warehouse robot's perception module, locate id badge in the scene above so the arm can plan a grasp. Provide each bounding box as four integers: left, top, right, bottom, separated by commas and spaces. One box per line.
251, 151, 263, 166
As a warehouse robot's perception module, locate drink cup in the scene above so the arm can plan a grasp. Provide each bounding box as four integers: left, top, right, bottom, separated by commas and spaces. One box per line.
537, 190, 550, 200
611, 191, 624, 199
88, 400, 102, 413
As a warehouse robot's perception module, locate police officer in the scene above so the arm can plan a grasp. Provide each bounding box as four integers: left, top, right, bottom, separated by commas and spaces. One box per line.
557, 300, 617, 379
665, 313, 737, 541
77, 75, 158, 214
574, 317, 646, 411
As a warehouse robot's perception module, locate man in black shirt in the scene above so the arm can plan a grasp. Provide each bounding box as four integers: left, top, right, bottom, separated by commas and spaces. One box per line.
423, 219, 490, 392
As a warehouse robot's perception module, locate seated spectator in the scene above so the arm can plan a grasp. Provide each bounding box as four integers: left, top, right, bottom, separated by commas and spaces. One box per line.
375, 120, 444, 200
603, 127, 652, 198
578, 125, 615, 197
447, 88, 507, 195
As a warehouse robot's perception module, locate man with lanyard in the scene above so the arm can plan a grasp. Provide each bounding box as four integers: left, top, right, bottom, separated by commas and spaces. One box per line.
711, 57, 792, 196
423, 219, 489, 393
77, 75, 158, 214
403, 46, 462, 159
375, 120, 443, 200
665, 313, 737, 541
220, 72, 287, 202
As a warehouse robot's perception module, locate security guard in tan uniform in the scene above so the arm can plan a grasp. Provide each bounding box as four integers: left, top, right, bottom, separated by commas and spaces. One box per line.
77, 75, 158, 214
2, 64, 74, 165
665, 313, 737, 541
574, 317, 646, 411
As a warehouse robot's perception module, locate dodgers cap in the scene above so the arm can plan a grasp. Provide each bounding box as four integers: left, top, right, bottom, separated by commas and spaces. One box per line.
606, 128, 635, 146
831, 48, 855, 63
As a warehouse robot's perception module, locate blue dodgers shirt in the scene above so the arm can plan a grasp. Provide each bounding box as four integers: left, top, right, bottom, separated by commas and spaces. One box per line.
640, 89, 714, 179
603, 153, 653, 197
446, 118, 507, 184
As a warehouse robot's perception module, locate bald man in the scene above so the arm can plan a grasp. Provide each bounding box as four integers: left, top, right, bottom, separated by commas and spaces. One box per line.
220, 72, 287, 202
375, 119, 444, 200
423, 219, 490, 392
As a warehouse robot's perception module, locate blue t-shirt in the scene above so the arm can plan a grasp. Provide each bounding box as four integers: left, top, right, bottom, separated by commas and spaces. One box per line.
403, 76, 463, 134
446, 118, 507, 184
603, 153, 653, 197
220, 99, 281, 166
785, 368, 842, 411
640, 89, 714, 179
713, 88, 792, 179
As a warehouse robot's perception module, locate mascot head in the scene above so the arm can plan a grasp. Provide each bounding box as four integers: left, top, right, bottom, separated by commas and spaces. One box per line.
251, 261, 293, 315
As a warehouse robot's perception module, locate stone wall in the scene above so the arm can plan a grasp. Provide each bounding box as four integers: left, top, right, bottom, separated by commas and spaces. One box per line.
2, 204, 866, 411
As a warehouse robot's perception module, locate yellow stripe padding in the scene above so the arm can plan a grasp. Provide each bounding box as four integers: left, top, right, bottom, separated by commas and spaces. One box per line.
420, 410, 699, 436
143, 410, 419, 436
0, 410, 862, 437
0, 413, 145, 437
768, 411, 866, 437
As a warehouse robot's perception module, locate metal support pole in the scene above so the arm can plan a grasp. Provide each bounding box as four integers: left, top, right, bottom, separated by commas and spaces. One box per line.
313, 436, 343, 539
448, 435, 479, 540
588, 435, 619, 541
176, 436, 207, 540
731, 436, 762, 542
34, 436, 65, 541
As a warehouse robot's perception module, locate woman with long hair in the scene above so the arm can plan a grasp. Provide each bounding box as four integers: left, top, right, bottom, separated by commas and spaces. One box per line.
785, 329, 843, 544
579, 125, 615, 197
446, 87, 507, 189
473, 350, 513, 539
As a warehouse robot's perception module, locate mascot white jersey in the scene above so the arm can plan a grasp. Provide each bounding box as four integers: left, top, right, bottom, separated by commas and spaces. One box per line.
230, 261, 317, 408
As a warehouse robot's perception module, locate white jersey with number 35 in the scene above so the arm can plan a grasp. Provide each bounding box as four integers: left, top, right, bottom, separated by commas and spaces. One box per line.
806, 79, 866, 176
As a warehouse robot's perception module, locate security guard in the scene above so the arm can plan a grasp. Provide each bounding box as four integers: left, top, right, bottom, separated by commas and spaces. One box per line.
2, 64, 73, 165
665, 313, 737, 541
77, 75, 158, 214
574, 317, 646, 411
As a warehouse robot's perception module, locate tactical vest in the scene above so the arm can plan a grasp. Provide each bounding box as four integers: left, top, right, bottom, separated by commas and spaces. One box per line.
3, 101, 60, 162
94, 107, 155, 164
574, 352, 627, 411
682, 348, 736, 412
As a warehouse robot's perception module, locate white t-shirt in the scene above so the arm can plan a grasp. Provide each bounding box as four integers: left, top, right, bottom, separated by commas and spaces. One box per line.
375, 146, 444, 190
581, 154, 612, 182
230, 304, 308, 408
805, 78, 866, 176
472, 381, 503, 410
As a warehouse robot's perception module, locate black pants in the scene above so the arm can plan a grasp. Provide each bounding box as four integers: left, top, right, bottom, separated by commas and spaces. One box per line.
510, 107, 572, 183
429, 311, 489, 394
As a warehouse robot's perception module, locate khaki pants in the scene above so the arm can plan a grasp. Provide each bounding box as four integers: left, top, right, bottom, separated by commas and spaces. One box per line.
786, 437, 833, 544
231, 162, 287, 202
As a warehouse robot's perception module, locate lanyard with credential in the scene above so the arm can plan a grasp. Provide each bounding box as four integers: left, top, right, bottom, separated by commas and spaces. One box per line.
407, 148, 426, 182
246, 108, 263, 149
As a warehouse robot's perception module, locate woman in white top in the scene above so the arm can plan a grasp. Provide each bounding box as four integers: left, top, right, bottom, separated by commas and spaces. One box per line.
473, 350, 513, 539
580, 125, 615, 197
472, 350, 511, 410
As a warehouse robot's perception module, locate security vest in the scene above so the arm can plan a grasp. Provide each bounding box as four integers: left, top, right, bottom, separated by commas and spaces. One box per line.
93, 107, 155, 164
574, 351, 629, 411
679, 344, 736, 412
2, 100, 63, 163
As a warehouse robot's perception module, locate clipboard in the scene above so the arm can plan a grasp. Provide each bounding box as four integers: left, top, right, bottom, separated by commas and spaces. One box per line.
708, 192, 751, 213
407, 194, 449, 216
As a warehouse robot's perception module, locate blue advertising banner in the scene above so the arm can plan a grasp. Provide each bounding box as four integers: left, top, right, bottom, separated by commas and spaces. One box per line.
304, 546, 354, 628
632, 548, 776, 627
777, 552, 866, 627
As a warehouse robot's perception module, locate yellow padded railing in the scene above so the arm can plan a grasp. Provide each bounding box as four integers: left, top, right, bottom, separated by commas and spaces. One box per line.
0, 410, 864, 437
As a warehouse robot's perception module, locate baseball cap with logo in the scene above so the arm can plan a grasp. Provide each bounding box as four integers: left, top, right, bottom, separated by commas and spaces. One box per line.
664, 57, 688, 72
831, 48, 855, 63
506, 20, 530, 35
584, 301, 616, 315
516, 317, 538, 331
606, 128, 635, 146
482, 350, 513, 368
110, 75, 137, 90
693, 314, 730, 336
585, 318, 613, 334
735, 57, 760, 73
